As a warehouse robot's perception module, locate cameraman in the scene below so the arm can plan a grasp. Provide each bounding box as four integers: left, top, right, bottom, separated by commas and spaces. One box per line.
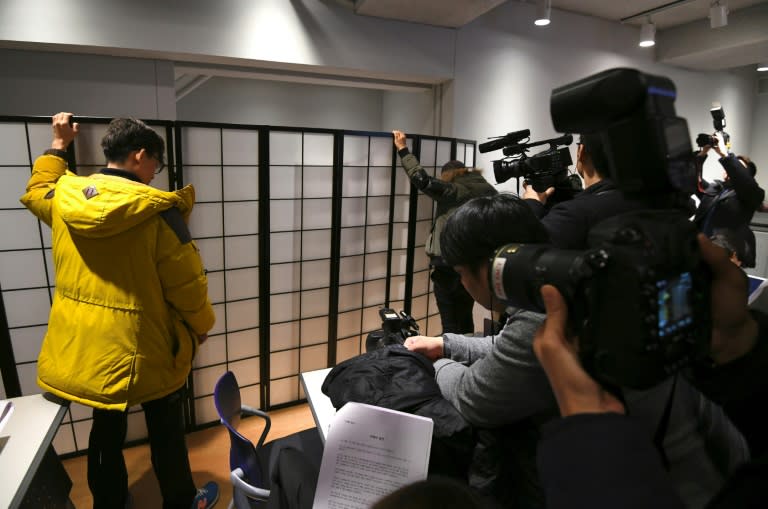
393, 130, 497, 334
523, 134, 644, 249
694, 135, 763, 267
532, 235, 767, 508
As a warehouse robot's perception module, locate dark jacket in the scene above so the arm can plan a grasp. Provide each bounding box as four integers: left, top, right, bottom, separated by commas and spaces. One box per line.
536, 309, 768, 509
694, 154, 764, 267
525, 178, 644, 249
322, 345, 475, 479
695, 154, 764, 236
398, 148, 497, 259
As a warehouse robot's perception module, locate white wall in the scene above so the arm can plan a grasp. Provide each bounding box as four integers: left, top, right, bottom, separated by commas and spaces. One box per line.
177, 77, 384, 130
0, 0, 455, 84
452, 2, 758, 190
0, 49, 175, 119
381, 90, 436, 136
750, 84, 768, 191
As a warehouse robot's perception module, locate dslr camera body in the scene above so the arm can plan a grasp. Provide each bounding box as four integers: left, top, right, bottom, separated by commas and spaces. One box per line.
490, 68, 711, 389
695, 104, 730, 149
365, 308, 420, 352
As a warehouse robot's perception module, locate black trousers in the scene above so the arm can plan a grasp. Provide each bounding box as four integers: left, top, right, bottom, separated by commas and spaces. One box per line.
87, 387, 197, 509
431, 263, 476, 334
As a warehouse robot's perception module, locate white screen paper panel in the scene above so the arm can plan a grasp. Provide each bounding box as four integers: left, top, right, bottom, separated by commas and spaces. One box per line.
268, 131, 334, 406
181, 126, 262, 424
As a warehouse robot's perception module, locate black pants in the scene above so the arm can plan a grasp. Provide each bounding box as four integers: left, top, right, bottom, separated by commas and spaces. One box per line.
87, 387, 196, 509
431, 264, 475, 334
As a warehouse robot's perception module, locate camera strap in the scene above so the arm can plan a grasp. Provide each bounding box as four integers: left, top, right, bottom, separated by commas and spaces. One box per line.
652, 374, 678, 471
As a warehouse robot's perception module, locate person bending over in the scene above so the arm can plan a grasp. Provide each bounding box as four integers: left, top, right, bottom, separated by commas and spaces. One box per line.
20, 113, 218, 509
393, 129, 497, 334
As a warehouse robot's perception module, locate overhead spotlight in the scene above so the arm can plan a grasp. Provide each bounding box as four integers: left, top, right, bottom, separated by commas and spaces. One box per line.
758, 63, 768, 72
710, 1, 728, 28
639, 19, 656, 47
535, 0, 551, 26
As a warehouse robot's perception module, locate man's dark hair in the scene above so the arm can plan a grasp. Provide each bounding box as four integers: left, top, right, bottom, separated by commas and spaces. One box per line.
441, 193, 550, 271
580, 133, 609, 178
737, 155, 757, 178
101, 118, 165, 165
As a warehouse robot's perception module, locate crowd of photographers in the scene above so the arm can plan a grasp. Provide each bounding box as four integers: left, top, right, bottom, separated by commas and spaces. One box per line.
381, 68, 766, 508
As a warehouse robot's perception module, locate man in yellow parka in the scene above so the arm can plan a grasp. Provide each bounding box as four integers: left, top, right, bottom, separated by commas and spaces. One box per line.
20, 113, 218, 509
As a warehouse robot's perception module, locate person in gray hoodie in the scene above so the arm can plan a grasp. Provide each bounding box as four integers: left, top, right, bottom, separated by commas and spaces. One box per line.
405, 193, 749, 508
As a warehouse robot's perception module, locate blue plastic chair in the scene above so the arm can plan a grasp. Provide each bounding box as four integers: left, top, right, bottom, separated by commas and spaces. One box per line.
214, 371, 273, 508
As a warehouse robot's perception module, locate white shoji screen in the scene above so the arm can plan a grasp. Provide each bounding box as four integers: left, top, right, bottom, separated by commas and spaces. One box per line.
182, 126, 262, 424
336, 135, 395, 362
268, 130, 334, 405
410, 139, 452, 336
0, 117, 477, 438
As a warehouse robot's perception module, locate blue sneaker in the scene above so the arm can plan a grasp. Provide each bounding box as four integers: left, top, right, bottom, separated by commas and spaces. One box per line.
191, 481, 219, 509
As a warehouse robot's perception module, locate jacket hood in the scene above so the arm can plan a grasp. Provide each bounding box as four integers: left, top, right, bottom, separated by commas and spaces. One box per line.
55, 172, 195, 238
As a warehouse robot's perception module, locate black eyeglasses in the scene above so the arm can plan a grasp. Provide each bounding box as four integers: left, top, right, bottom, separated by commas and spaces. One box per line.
153, 155, 166, 174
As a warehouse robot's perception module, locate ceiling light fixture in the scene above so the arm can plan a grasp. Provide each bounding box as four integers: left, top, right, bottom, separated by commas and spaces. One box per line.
758, 63, 768, 72
639, 18, 656, 47
710, 1, 728, 28
535, 0, 551, 26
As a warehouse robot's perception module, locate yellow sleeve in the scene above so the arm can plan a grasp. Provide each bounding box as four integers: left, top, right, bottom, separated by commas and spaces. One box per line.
19, 154, 69, 226
156, 210, 216, 335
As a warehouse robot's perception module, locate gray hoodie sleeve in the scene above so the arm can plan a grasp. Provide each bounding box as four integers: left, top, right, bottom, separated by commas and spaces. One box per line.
434, 309, 557, 427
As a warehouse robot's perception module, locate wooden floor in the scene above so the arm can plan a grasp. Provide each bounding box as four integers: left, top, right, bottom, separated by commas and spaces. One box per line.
61, 404, 316, 508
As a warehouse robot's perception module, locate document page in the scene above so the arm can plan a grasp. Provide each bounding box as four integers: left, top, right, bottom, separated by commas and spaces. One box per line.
312, 402, 433, 509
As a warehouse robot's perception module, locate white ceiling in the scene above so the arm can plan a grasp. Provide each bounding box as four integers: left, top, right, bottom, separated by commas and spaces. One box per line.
176, 0, 768, 99
350, 0, 768, 71
549, 0, 766, 28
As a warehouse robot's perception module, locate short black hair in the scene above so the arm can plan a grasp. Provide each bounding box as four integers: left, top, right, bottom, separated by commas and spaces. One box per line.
101, 118, 165, 166
441, 193, 550, 271
580, 133, 609, 178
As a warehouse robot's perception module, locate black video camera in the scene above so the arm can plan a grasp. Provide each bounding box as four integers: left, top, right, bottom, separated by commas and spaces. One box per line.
489, 68, 710, 390
365, 308, 420, 352
484, 132, 582, 205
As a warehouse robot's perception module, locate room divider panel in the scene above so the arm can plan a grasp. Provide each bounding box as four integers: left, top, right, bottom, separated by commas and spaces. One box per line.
0, 115, 476, 455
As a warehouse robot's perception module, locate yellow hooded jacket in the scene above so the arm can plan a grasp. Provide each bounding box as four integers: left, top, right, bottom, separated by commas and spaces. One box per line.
20, 154, 215, 411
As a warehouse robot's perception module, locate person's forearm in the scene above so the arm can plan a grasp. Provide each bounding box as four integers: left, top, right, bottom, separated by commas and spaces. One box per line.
720, 155, 764, 209
442, 333, 493, 363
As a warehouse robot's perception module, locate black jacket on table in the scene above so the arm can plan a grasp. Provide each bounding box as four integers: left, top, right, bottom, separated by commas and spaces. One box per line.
694, 154, 764, 236
536, 309, 768, 509
525, 178, 645, 249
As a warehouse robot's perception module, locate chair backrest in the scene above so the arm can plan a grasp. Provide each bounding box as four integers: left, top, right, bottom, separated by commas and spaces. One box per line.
214, 371, 267, 489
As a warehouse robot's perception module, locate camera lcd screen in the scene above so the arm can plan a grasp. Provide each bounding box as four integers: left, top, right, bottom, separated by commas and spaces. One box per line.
657, 272, 694, 337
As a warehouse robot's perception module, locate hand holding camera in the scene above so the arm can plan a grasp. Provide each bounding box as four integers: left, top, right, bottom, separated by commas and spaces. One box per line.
533, 233, 759, 418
